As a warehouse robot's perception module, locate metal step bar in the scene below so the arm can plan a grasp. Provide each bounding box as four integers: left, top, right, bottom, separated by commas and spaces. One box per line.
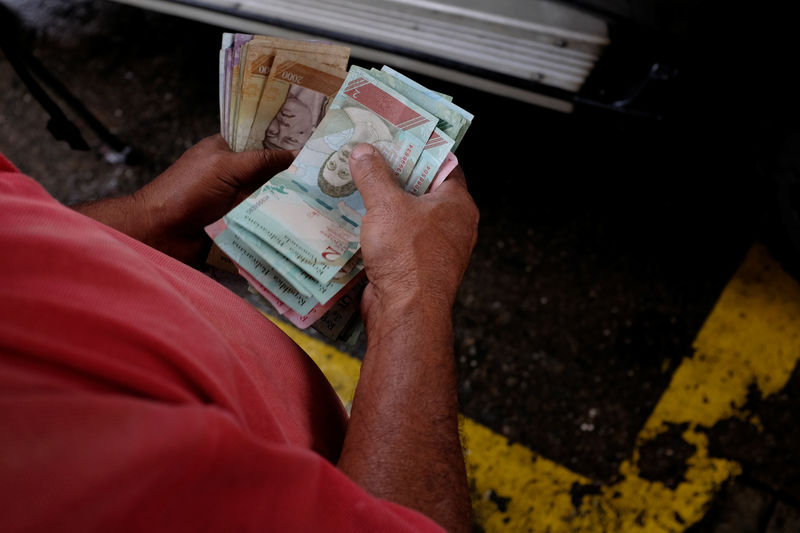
110, 0, 610, 112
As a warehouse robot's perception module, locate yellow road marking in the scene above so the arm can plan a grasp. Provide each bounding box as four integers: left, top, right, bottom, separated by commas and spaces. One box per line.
266, 244, 800, 532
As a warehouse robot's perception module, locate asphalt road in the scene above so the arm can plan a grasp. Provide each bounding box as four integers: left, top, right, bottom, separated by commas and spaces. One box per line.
1, 1, 798, 531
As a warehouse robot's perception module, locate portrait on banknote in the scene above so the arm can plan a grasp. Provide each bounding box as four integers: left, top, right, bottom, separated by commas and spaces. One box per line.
261, 85, 328, 151
243, 51, 347, 152
290, 104, 393, 215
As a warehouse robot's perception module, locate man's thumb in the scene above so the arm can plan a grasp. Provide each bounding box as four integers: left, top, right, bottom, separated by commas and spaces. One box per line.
349, 144, 403, 210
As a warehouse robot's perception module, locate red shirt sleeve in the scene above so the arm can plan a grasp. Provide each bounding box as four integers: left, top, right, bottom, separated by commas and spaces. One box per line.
0, 162, 445, 532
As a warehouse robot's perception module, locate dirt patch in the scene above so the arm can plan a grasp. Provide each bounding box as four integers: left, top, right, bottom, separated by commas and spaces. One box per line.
636, 422, 696, 489
702, 368, 800, 502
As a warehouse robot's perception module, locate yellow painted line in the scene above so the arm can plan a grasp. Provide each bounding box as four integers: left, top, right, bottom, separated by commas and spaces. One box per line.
463, 421, 590, 531
264, 243, 800, 532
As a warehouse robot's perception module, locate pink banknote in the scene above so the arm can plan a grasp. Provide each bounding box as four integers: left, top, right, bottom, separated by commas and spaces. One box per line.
428, 152, 459, 192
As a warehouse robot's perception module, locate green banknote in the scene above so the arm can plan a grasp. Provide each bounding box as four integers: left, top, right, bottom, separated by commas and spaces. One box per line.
226, 221, 364, 305
213, 224, 319, 315
379, 66, 473, 150
367, 68, 459, 194
370, 68, 464, 144
405, 127, 455, 195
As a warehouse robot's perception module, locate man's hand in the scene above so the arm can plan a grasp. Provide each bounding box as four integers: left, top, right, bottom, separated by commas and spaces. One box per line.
74, 134, 293, 264
351, 143, 479, 329
337, 143, 478, 533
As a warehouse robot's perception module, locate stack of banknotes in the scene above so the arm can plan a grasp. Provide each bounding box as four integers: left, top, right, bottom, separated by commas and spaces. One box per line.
206, 33, 473, 342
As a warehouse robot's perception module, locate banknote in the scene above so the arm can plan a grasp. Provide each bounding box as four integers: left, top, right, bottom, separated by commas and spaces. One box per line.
226, 219, 364, 304
243, 51, 348, 152
379, 66, 452, 103
221, 41, 234, 138
405, 128, 455, 195
225, 66, 438, 285
380, 66, 473, 150
311, 278, 366, 340
283, 271, 367, 331
370, 68, 465, 147
223, 181, 358, 285
212, 223, 319, 315
225, 34, 253, 142
206, 218, 293, 315
244, 270, 292, 316
206, 218, 367, 331
364, 66, 460, 193
227, 220, 311, 297
344, 317, 366, 345
219, 33, 233, 134
429, 151, 460, 192
224, 34, 348, 148
243, 269, 365, 342
232, 40, 349, 151
226, 34, 255, 143
230, 40, 255, 148
367, 68, 463, 193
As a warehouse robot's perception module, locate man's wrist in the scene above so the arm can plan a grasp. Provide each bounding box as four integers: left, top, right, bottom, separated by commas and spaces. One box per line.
131, 183, 170, 241
365, 288, 454, 351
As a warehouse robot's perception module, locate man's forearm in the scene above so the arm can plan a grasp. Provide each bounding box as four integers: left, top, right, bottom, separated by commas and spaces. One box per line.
337, 293, 471, 533
72, 193, 153, 243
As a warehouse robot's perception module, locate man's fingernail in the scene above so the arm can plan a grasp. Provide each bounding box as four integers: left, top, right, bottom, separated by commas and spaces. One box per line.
351, 144, 375, 161
290, 149, 301, 157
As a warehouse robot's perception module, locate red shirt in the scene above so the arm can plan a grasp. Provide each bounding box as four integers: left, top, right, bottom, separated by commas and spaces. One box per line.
0, 153, 443, 532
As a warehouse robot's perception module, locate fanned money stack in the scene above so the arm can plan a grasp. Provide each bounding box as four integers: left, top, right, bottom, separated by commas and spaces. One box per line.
207, 33, 473, 343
